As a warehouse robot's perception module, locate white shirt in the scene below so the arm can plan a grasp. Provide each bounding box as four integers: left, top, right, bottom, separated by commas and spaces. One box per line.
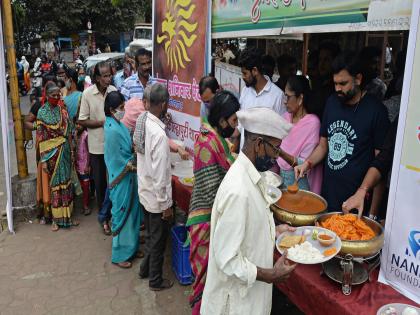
78, 84, 117, 154
201, 152, 276, 315
239, 77, 286, 148
137, 113, 172, 213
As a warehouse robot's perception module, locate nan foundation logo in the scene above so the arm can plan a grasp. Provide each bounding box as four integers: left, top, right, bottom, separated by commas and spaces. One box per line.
407, 230, 420, 260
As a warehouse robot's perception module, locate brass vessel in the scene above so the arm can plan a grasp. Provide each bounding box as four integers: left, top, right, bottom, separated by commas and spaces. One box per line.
315, 212, 384, 258
270, 189, 328, 226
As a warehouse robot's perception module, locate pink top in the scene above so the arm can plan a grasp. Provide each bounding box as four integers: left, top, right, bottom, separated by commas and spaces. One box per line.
121, 98, 146, 132
121, 98, 179, 152
76, 130, 90, 175
277, 112, 323, 194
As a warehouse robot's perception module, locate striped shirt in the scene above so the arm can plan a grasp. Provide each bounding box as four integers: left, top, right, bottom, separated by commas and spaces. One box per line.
120, 73, 156, 101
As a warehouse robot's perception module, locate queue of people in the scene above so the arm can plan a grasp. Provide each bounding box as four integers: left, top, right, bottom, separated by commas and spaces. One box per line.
22, 40, 404, 314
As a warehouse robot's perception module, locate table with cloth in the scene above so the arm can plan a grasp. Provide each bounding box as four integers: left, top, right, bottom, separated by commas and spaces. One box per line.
170, 178, 419, 313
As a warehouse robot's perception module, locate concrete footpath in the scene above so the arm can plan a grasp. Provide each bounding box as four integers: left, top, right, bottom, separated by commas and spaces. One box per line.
0, 212, 192, 315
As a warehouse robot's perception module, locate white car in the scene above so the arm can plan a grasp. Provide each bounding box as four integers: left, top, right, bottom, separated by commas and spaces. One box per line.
83, 52, 125, 75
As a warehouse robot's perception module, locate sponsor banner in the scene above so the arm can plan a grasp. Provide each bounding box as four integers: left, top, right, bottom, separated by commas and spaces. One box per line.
153, 0, 211, 151
379, 0, 420, 304
212, 0, 412, 38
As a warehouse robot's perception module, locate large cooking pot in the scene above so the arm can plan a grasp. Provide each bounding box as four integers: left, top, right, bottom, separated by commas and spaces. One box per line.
315, 212, 384, 258
270, 189, 328, 226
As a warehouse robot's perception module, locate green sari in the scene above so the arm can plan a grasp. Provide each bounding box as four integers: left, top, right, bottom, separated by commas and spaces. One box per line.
36, 102, 73, 227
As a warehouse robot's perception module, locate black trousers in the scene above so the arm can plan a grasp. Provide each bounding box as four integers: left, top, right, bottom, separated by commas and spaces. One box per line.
89, 153, 107, 209
140, 208, 170, 287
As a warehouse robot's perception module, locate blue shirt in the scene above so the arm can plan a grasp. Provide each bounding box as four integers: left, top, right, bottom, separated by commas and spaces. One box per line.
113, 71, 125, 91
120, 73, 156, 101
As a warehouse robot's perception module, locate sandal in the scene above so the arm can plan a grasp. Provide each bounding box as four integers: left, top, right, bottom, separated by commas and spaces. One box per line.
71, 219, 80, 227
149, 279, 174, 291
136, 250, 144, 259
103, 223, 111, 236
83, 208, 91, 216
114, 261, 132, 269
51, 222, 59, 232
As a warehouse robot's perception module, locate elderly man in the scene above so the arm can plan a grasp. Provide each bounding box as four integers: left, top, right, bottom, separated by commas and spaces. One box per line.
201, 107, 297, 315
78, 61, 117, 232
136, 84, 174, 291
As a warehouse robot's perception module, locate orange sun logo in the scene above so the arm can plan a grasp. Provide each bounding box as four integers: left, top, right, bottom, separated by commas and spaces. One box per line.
157, 0, 198, 72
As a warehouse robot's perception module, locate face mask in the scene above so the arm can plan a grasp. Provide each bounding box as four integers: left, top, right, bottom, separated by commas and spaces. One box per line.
113, 110, 125, 120
220, 125, 235, 138
255, 155, 276, 172
78, 75, 86, 83
48, 97, 60, 106
65, 80, 72, 90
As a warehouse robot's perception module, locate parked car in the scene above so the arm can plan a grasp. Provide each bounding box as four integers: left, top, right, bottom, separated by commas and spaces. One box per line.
83, 52, 125, 76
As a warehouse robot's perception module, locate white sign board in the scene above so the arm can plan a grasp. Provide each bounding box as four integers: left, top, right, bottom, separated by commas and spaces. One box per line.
379, 0, 420, 305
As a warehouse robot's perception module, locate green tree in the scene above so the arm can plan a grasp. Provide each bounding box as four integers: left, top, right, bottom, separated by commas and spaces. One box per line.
12, 0, 152, 52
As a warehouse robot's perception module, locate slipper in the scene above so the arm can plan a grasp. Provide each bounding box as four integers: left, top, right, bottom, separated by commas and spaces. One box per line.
71, 219, 80, 227
149, 279, 174, 291
113, 261, 132, 269
51, 222, 59, 232
83, 208, 91, 216
103, 223, 111, 236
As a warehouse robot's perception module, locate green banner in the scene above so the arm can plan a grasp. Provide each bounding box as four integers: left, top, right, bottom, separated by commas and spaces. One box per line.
212, 0, 412, 37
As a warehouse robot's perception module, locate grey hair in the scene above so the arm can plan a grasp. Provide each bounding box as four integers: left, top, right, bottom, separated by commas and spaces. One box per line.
149, 83, 169, 107
143, 85, 152, 102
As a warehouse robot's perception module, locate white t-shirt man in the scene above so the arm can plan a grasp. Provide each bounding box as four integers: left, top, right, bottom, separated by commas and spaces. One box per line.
239, 76, 286, 146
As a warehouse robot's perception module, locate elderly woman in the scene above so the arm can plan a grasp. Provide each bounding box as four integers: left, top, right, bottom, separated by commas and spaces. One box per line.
186, 90, 240, 314
36, 83, 77, 231
104, 91, 142, 268
276, 75, 323, 193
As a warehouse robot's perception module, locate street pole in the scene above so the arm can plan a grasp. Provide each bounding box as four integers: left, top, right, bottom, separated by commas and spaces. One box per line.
2, 0, 28, 178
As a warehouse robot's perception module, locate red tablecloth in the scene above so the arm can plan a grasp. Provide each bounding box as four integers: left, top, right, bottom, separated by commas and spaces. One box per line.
169, 178, 419, 313
171, 176, 192, 213
275, 252, 419, 315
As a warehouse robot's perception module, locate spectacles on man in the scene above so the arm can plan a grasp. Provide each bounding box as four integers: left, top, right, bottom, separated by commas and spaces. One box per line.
260, 138, 282, 158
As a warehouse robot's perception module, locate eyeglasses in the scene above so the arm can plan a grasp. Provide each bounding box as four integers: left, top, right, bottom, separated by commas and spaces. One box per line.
284, 93, 296, 102
260, 138, 282, 158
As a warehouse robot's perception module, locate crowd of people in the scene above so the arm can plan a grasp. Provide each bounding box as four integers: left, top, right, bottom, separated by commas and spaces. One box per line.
22, 39, 405, 313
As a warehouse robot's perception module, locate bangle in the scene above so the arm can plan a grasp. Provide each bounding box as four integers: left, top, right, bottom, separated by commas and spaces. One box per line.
306, 159, 313, 170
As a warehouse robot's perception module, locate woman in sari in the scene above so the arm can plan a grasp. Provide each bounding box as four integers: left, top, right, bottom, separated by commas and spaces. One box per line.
63, 68, 83, 121
187, 91, 240, 314
276, 75, 323, 193
104, 91, 142, 268
36, 83, 77, 231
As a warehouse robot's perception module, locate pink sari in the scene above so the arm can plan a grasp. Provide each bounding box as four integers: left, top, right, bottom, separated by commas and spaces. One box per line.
277, 112, 323, 194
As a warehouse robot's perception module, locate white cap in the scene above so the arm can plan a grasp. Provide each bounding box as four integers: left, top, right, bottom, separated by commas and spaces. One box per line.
237, 107, 292, 140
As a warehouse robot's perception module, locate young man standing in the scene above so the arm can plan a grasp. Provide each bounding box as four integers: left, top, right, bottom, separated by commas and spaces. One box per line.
78, 61, 117, 233
136, 84, 174, 291
295, 52, 390, 212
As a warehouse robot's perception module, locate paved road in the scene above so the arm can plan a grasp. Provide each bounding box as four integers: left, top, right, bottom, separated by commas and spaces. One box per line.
0, 210, 191, 314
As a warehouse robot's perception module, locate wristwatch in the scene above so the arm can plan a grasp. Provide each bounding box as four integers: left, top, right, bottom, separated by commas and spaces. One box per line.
369, 214, 379, 221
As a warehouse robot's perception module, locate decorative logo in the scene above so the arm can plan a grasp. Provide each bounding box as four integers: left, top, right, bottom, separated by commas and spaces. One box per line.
157, 0, 198, 72
407, 230, 420, 260
327, 120, 357, 171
